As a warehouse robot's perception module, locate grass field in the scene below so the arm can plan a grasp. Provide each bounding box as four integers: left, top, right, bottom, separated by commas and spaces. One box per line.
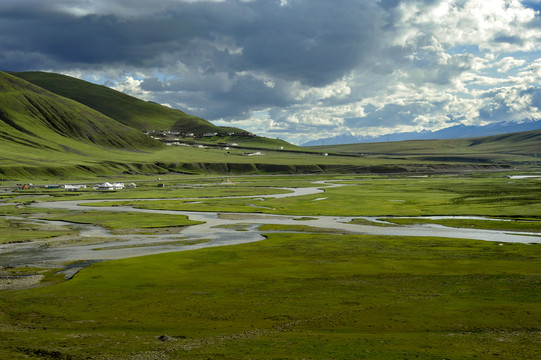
0, 233, 539, 359
0, 173, 540, 359
82, 175, 541, 219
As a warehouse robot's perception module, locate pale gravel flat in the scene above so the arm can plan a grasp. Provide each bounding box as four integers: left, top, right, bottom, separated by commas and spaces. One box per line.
0, 274, 43, 290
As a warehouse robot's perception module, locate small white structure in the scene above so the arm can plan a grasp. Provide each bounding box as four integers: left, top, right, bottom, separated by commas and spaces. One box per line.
97, 182, 125, 190
64, 184, 87, 191
126, 183, 137, 189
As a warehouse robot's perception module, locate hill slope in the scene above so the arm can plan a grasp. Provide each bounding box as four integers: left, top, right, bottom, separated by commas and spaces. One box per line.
308, 129, 541, 161
11, 71, 242, 134
0, 71, 160, 151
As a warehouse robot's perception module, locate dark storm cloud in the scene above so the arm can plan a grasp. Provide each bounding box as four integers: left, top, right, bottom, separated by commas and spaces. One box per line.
0, 0, 386, 87
233, 1, 386, 86
0, 3, 199, 70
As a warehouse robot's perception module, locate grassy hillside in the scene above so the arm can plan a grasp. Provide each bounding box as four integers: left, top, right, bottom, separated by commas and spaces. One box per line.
0, 71, 160, 152
11, 71, 242, 134
308, 129, 541, 162
0, 71, 313, 180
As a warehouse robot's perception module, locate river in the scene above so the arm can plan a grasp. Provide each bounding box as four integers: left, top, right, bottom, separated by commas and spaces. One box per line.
0, 181, 539, 275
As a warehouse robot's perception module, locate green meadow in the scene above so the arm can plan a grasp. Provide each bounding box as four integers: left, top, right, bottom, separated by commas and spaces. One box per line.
0, 233, 539, 359
0, 173, 540, 359
84, 175, 541, 218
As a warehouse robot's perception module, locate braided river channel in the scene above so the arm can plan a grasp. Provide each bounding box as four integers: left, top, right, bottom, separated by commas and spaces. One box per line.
1, 181, 539, 277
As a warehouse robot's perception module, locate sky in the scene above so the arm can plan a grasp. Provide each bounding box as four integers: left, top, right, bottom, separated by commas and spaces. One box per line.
1, 0, 541, 145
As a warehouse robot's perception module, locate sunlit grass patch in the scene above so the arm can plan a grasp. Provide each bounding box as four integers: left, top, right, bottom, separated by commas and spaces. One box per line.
42, 211, 203, 231
259, 224, 352, 234
92, 238, 210, 251
384, 217, 541, 232
0, 217, 75, 244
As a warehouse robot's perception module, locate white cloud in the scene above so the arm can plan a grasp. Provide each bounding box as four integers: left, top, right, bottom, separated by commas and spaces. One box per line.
394, 0, 541, 52
495, 56, 527, 72
109, 75, 152, 100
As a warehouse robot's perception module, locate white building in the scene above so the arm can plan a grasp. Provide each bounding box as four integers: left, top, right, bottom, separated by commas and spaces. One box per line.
64, 184, 87, 191
97, 182, 125, 190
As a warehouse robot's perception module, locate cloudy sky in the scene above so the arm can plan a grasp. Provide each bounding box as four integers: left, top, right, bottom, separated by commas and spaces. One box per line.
2, 0, 541, 144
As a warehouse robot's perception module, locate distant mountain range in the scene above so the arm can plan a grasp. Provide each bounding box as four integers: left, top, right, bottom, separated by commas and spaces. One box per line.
302, 120, 541, 146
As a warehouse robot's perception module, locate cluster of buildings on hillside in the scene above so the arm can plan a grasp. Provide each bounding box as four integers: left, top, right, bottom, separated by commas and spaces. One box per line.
146, 130, 255, 148
146, 130, 254, 148
145, 130, 254, 139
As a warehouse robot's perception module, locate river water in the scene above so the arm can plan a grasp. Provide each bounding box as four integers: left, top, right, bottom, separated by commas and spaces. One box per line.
0, 182, 539, 273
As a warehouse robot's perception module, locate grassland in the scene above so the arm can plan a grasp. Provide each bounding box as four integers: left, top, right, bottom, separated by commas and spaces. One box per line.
42, 211, 203, 234
0, 173, 540, 359
85, 175, 541, 219
0, 232, 539, 359
308, 129, 541, 163
1, 70, 328, 180
0, 217, 75, 245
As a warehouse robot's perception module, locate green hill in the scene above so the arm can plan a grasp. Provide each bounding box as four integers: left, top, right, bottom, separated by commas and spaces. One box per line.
0, 71, 160, 151
11, 71, 242, 134
308, 129, 541, 162
0, 70, 317, 180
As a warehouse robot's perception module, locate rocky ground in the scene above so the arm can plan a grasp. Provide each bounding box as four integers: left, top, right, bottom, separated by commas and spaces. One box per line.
0, 274, 43, 290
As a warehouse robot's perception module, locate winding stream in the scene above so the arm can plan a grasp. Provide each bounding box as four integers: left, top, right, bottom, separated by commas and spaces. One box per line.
0, 181, 539, 274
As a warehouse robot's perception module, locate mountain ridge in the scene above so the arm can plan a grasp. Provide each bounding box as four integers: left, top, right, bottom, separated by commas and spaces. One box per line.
11, 71, 243, 135
302, 120, 541, 146
0, 71, 160, 151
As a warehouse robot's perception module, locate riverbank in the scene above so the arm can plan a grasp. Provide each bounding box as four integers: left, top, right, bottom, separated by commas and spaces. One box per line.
0, 178, 539, 277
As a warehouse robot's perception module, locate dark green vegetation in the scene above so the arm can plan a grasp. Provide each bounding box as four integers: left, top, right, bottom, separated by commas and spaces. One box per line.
0, 232, 539, 359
